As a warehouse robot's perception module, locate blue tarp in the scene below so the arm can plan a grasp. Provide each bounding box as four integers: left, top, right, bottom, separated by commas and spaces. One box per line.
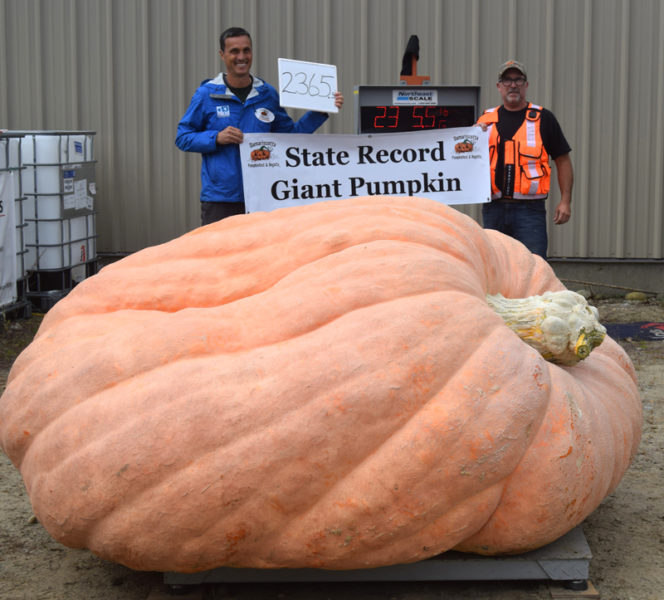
603, 322, 664, 341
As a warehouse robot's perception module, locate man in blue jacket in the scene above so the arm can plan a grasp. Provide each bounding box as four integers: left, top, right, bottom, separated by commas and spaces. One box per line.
176, 27, 344, 225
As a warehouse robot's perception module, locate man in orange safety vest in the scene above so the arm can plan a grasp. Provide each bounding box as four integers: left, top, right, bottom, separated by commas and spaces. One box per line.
476, 60, 573, 259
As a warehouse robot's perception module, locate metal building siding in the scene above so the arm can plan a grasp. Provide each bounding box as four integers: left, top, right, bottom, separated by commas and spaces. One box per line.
0, 0, 662, 258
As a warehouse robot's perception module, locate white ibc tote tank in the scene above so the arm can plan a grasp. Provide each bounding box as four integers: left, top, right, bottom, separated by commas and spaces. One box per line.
18, 131, 97, 274
0, 131, 30, 315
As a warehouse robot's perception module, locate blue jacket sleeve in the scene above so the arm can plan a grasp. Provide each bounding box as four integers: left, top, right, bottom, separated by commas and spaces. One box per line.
269, 89, 329, 133
175, 88, 219, 154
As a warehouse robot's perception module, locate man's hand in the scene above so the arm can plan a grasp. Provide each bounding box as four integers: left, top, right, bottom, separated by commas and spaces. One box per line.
216, 126, 244, 145
554, 200, 571, 224
553, 154, 573, 224
333, 91, 344, 109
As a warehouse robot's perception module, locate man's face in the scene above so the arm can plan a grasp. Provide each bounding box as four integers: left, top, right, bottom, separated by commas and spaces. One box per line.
497, 68, 529, 110
219, 35, 252, 79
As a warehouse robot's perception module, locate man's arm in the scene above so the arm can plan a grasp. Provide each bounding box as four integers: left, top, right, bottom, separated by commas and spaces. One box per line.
553, 153, 573, 224
270, 91, 344, 134
175, 90, 219, 154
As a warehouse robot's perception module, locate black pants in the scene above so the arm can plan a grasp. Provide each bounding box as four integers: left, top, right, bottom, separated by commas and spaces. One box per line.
201, 201, 245, 226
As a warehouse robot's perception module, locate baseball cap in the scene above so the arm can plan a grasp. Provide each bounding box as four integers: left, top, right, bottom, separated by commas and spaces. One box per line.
498, 60, 527, 80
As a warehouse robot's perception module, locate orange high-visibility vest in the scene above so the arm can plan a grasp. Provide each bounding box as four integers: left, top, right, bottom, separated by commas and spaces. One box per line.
477, 103, 551, 200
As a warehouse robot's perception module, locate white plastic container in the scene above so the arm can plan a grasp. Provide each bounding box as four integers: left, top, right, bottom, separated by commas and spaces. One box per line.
14, 131, 97, 271
20, 133, 93, 199
32, 214, 96, 269
0, 133, 27, 285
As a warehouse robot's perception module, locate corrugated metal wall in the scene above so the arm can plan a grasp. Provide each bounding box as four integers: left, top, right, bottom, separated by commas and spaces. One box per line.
1, 0, 662, 258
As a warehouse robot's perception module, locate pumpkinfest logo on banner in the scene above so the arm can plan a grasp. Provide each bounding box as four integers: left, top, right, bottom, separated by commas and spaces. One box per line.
240, 127, 490, 213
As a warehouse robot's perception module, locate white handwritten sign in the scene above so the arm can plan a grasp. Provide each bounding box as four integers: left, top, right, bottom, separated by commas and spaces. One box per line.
277, 58, 338, 113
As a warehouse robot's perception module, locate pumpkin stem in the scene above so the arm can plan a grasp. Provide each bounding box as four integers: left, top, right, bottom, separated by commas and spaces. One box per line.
486, 290, 606, 366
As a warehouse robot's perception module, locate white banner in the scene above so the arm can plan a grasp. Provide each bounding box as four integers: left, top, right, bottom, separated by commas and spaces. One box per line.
239, 127, 490, 213
0, 171, 17, 307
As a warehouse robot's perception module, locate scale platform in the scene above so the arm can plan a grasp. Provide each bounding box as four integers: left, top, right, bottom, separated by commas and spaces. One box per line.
165, 525, 591, 589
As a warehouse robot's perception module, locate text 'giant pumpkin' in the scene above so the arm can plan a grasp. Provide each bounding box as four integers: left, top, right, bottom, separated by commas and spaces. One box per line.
0, 196, 642, 573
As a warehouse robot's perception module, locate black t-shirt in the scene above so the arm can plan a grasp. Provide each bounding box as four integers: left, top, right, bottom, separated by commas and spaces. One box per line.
494, 106, 571, 192
224, 74, 253, 103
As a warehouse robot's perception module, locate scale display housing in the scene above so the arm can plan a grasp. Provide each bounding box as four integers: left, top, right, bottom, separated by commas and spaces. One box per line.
355, 85, 481, 134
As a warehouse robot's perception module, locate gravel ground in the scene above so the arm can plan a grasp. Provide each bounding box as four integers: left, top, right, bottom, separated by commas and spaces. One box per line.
1, 296, 662, 600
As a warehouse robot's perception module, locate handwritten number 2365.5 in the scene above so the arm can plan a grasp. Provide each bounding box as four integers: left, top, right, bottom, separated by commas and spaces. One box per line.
281, 71, 335, 98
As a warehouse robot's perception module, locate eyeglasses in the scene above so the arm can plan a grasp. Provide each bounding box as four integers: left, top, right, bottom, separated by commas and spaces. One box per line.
500, 77, 527, 86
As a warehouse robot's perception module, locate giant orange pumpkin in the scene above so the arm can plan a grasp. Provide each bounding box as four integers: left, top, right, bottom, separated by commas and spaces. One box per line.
0, 196, 641, 573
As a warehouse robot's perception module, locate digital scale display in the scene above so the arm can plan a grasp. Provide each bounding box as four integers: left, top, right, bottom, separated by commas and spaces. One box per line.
355, 85, 480, 135
360, 105, 476, 133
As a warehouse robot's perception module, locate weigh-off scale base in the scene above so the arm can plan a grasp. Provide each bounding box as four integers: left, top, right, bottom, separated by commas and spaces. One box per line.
164, 525, 592, 590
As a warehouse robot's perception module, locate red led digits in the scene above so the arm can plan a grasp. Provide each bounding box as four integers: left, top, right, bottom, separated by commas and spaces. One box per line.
412, 107, 424, 128
361, 105, 474, 133
373, 106, 400, 129
372, 106, 386, 129
412, 107, 437, 128
423, 107, 436, 128
386, 106, 399, 127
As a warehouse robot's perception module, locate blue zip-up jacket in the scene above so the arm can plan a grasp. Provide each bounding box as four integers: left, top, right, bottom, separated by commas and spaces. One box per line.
175, 73, 329, 204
